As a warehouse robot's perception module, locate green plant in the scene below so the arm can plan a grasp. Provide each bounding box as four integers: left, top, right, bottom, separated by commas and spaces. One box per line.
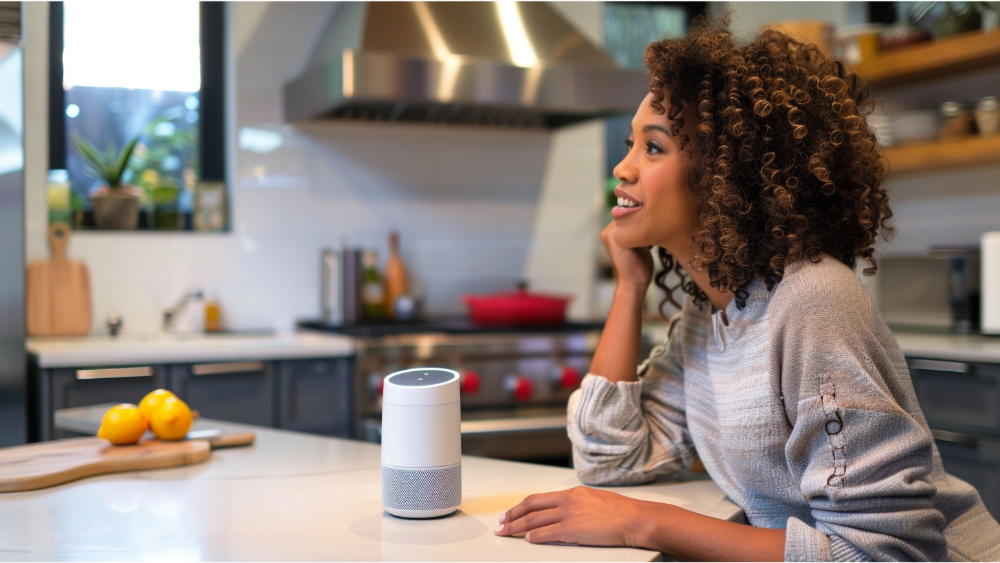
71, 134, 139, 190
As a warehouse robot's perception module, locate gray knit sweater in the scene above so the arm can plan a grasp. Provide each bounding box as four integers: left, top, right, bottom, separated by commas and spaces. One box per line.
568, 255, 1000, 561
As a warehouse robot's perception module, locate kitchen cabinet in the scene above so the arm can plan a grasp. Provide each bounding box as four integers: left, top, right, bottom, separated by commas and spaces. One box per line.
906, 355, 1000, 518
35, 364, 168, 440
276, 358, 353, 438
169, 361, 276, 427
909, 358, 1000, 435
933, 429, 1000, 520
32, 356, 354, 441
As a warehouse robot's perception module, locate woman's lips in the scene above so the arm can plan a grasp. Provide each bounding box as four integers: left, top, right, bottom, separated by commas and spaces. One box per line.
611, 203, 642, 219
611, 192, 643, 219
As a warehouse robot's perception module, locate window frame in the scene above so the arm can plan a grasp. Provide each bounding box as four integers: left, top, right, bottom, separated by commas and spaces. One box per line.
48, 2, 227, 230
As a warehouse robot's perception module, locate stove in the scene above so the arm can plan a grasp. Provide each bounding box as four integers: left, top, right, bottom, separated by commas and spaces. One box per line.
300, 318, 603, 464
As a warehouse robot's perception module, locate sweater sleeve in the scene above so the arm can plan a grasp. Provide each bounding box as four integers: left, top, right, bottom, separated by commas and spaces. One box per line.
567, 313, 697, 486
777, 275, 947, 562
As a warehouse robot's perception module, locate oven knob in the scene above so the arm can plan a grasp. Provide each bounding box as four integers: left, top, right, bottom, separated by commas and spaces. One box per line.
460, 371, 481, 395
368, 373, 385, 397
553, 366, 581, 389
504, 376, 533, 402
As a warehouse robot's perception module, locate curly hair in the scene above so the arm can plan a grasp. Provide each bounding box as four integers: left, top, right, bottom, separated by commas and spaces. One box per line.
645, 18, 894, 313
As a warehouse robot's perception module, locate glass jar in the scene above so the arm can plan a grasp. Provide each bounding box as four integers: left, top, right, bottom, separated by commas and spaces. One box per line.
46, 169, 71, 226
975, 96, 1000, 136
939, 101, 975, 139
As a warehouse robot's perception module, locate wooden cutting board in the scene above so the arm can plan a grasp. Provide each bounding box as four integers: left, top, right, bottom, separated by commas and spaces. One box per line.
0, 438, 210, 493
26, 222, 91, 336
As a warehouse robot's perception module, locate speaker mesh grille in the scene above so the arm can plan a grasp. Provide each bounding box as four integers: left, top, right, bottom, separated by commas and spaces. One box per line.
382, 464, 461, 511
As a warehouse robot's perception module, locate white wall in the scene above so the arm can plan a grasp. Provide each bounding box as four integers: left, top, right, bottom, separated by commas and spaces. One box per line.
23, 2, 605, 335
711, 1, 860, 43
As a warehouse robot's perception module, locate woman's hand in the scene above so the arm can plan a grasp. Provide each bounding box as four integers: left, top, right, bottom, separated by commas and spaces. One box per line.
493, 486, 647, 547
600, 222, 653, 292
590, 222, 653, 383
494, 486, 787, 561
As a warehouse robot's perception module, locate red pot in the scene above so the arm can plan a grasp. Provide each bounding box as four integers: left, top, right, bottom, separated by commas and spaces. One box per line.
463, 287, 572, 326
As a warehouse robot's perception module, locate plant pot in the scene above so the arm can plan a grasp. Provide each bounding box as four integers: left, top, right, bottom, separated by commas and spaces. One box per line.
90, 190, 140, 230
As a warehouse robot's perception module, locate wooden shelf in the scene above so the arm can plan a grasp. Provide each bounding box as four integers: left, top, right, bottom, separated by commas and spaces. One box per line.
883, 135, 1000, 174
854, 29, 1000, 88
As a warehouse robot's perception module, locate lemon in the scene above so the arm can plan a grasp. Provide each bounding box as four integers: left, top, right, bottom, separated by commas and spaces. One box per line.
138, 389, 178, 425
149, 396, 193, 441
97, 404, 147, 445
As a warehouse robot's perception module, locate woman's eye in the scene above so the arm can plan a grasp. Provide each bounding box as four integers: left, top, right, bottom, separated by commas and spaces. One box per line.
646, 142, 662, 154
624, 139, 634, 151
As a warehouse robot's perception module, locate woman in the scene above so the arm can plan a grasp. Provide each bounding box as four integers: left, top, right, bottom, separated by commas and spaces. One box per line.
493, 21, 1000, 561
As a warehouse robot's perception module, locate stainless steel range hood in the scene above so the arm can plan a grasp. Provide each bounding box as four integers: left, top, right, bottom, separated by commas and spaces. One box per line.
284, 2, 648, 128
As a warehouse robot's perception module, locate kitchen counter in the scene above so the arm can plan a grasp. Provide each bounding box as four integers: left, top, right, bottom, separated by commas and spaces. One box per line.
642, 321, 1000, 364
892, 331, 1000, 364
26, 331, 355, 368
0, 421, 744, 561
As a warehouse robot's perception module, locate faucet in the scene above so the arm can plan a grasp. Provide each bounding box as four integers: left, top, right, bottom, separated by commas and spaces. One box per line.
162, 290, 204, 333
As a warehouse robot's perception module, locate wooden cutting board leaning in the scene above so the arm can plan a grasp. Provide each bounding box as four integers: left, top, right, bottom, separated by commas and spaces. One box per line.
26, 222, 91, 336
0, 431, 255, 493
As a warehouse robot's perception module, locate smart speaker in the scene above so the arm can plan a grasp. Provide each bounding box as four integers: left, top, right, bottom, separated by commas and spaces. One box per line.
381, 367, 461, 518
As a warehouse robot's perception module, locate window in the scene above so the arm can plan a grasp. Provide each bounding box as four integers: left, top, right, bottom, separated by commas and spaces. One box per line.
49, 1, 226, 231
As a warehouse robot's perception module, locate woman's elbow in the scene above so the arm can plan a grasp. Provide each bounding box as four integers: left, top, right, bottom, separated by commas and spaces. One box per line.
572, 453, 650, 486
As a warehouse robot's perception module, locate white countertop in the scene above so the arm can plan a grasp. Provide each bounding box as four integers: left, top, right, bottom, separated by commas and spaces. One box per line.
892, 331, 1000, 364
26, 331, 355, 368
642, 321, 1000, 364
0, 421, 743, 561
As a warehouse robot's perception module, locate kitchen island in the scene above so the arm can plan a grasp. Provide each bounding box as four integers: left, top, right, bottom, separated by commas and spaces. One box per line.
0, 421, 743, 561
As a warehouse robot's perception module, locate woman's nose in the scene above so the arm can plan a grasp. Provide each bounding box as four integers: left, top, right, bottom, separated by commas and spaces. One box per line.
613, 158, 637, 185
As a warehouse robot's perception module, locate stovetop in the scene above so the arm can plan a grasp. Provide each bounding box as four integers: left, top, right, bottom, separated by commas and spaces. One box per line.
298, 317, 604, 338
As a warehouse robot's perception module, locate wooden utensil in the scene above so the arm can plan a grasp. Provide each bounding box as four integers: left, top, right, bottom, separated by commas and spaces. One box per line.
186, 429, 256, 448
382, 231, 409, 318
26, 222, 91, 336
0, 438, 210, 493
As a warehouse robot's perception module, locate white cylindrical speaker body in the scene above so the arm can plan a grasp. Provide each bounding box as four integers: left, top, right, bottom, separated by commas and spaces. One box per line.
381, 367, 461, 518
982, 232, 1000, 335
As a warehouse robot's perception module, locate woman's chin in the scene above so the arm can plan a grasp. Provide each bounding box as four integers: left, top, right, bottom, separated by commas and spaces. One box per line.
610, 227, 652, 250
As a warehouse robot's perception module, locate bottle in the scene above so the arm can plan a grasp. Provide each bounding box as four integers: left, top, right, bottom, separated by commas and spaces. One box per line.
362, 249, 384, 321
975, 96, 1000, 136
204, 300, 222, 332
47, 169, 71, 226
383, 231, 409, 319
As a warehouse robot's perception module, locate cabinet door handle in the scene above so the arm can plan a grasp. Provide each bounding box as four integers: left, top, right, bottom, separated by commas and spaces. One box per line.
192, 361, 265, 376
909, 359, 970, 374
76, 366, 153, 380
931, 429, 978, 448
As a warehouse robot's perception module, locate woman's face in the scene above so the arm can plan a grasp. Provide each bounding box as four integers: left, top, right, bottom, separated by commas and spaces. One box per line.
610, 93, 699, 252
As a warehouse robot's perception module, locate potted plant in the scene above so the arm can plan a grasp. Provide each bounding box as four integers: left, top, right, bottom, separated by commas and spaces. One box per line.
72, 134, 140, 230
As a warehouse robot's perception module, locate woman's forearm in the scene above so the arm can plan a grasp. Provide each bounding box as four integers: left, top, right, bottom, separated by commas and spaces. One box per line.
589, 283, 646, 383
635, 502, 785, 562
